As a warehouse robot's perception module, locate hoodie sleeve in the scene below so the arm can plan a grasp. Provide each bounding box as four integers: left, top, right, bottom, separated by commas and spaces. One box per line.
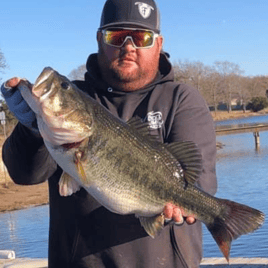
2, 123, 57, 185
167, 84, 217, 195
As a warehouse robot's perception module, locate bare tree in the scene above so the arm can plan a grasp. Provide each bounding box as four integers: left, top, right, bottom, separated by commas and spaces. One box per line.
213, 61, 244, 112
202, 69, 222, 114
173, 60, 192, 84
0, 49, 7, 83
68, 64, 87, 80
173, 60, 210, 92
244, 75, 268, 101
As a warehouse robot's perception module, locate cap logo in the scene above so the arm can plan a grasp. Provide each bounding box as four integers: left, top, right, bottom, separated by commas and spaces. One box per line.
135, 2, 154, 19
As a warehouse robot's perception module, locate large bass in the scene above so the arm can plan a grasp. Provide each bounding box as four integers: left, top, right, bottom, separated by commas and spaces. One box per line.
16, 67, 265, 262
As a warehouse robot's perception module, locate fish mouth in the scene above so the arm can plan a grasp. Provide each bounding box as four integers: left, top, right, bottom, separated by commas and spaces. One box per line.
61, 140, 85, 149
33, 67, 55, 98
35, 67, 54, 88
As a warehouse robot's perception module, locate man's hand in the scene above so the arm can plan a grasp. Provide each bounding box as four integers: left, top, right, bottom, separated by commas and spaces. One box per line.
1, 78, 38, 133
6, 77, 21, 88
163, 203, 196, 225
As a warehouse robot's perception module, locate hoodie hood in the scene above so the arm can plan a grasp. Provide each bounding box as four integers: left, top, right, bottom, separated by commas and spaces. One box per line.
84, 52, 174, 95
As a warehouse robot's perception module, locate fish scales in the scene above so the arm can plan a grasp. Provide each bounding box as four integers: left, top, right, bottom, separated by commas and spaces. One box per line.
86, 103, 185, 193
82, 118, 181, 215
17, 67, 265, 262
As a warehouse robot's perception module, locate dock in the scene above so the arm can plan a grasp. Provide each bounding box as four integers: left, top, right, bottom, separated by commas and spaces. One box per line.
1, 258, 268, 267
215, 123, 268, 150
201, 258, 268, 267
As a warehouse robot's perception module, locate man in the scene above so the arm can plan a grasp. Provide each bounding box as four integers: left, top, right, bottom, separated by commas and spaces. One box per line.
1, 0, 217, 267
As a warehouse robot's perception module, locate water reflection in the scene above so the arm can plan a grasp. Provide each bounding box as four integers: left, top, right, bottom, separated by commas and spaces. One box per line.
0, 205, 49, 258
7, 213, 16, 242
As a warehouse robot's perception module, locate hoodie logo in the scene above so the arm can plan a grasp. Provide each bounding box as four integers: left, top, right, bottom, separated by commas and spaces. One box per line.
135, 2, 154, 19
147, 111, 163, 129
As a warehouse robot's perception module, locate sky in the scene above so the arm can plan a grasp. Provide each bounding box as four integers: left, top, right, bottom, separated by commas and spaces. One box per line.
0, 0, 268, 84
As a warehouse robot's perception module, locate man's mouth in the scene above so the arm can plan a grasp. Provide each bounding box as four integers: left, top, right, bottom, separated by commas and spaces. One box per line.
120, 56, 136, 62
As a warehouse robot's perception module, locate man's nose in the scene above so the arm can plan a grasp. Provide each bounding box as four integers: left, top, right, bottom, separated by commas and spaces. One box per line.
121, 37, 136, 51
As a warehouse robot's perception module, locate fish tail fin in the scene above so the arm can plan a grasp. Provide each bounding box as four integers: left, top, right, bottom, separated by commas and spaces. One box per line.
206, 199, 265, 262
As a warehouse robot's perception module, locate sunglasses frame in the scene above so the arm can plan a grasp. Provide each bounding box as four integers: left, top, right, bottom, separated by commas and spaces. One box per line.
101, 27, 160, 49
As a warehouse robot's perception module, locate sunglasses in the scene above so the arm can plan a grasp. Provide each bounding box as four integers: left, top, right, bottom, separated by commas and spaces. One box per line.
101, 28, 159, 49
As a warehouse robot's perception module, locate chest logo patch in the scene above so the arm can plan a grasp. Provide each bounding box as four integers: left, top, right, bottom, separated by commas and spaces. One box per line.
147, 111, 163, 130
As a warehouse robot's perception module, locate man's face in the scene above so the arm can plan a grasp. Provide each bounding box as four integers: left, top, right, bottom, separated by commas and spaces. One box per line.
97, 29, 163, 91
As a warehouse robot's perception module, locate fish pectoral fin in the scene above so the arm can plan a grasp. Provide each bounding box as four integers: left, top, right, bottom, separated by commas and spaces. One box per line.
138, 214, 165, 238
74, 152, 88, 183
59, 172, 81, 197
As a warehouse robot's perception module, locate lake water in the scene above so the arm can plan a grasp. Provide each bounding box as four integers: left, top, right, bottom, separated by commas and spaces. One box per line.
203, 115, 268, 258
0, 115, 267, 259
0, 205, 49, 258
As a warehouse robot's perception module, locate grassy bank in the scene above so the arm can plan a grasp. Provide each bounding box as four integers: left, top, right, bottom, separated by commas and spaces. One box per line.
211, 109, 268, 121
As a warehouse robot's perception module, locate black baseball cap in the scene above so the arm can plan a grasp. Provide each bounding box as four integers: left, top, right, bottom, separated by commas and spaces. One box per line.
99, 0, 161, 33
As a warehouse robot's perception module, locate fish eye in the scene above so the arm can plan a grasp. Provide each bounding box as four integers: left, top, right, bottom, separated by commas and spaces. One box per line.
61, 82, 70, 90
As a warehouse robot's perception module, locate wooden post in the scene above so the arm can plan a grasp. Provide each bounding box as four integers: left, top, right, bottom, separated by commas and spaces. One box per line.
253, 132, 260, 150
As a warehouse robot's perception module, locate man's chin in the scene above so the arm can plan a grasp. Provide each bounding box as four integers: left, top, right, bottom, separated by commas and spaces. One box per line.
112, 67, 140, 82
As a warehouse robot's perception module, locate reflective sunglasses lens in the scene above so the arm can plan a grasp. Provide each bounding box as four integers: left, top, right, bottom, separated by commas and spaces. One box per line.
132, 31, 154, 47
104, 30, 128, 47
104, 29, 154, 48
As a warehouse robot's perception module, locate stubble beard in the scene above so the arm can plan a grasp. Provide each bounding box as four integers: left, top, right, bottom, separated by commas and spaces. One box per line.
98, 46, 159, 91
110, 62, 143, 83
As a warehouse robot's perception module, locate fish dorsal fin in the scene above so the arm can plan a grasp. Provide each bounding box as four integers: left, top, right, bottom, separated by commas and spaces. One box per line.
127, 117, 149, 134
127, 116, 159, 142
166, 141, 203, 185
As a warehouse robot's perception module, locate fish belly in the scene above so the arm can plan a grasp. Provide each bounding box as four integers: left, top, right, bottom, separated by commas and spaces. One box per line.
87, 181, 164, 216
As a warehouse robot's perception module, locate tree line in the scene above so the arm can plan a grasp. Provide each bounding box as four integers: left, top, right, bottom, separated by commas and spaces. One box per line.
173, 60, 268, 112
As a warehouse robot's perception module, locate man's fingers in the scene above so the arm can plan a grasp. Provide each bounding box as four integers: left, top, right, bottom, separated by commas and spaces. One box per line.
163, 203, 196, 225
163, 204, 184, 224
6, 77, 21, 88
163, 203, 173, 221
185, 216, 196, 225
172, 207, 184, 225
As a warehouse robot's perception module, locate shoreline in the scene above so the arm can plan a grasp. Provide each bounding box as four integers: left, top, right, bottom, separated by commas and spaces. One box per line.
0, 181, 49, 213
211, 109, 268, 121
1, 110, 267, 214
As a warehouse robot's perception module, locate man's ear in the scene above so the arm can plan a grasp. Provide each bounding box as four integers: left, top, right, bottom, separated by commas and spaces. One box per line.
97, 31, 102, 43
156, 35, 164, 52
